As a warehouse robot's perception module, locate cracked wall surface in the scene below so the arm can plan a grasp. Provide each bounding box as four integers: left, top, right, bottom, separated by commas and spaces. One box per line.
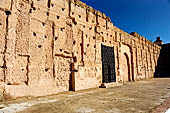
0, 0, 161, 98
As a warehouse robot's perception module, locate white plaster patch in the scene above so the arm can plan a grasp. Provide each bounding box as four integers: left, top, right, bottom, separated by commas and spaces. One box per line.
0, 99, 58, 113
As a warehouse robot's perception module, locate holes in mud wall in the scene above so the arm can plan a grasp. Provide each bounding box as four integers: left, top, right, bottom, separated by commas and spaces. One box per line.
87, 44, 90, 47
22, 69, 24, 71
94, 45, 96, 48
44, 35, 47, 38
92, 20, 94, 23
46, 12, 49, 16
32, 7, 36, 10
62, 8, 65, 11
86, 34, 88, 38
89, 27, 92, 30
5, 10, 11, 15
78, 15, 81, 18
101, 32, 103, 34
109, 41, 111, 44
56, 15, 60, 19
42, 22, 45, 26
60, 49, 62, 52
73, 40, 76, 45
72, 12, 74, 15
93, 36, 96, 40
51, 4, 54, 7
83, 25, 85, 28
55, 37, 58, 41
0, 23, 2, 26
45, 68, 49, 72
38, 45, 42, 48
110, 35, 112, 37
61, 28, 65, 31
33, 32, 36, 36
107, 33, 108, 36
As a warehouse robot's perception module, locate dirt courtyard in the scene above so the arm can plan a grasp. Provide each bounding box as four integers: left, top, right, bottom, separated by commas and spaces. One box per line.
0, 78, 170, 113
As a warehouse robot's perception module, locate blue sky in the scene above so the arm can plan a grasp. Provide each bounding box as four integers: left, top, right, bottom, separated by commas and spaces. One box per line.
81, 0, 170, 43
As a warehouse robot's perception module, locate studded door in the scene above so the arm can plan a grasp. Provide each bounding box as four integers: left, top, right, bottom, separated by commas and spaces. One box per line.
101, 44, 116, 83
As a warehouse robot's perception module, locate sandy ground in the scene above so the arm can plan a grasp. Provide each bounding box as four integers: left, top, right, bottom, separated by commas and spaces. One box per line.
0, 78, 170, 113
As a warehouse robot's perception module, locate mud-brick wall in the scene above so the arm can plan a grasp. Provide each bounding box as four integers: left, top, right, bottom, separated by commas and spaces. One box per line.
0, 0, 161, 98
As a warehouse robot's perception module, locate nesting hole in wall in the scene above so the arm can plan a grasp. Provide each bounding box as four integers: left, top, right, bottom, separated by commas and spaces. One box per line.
0, 23, 2, 26
110, 35, 112, 37
92, 20, 94, 23
44, 35, 47, 38
7, 83, 12, 85
107, 33, 108, 36
56, 15, 60, 19
87, 44, 90, 47
55, 37, 58, 41
94, 45, 96, 48
84, 52, 86, 55
72, 12, 74, 15
83, 25, 85, 28
32, 7, 36, 10
86, 34, 88, 38
80, 43, 82, 46
46, 12, 49, 16
62, 8, 65, 11
101, 32, 103, 34
109, 41, 111, 44
21, 69, 24, 71
45, 68, 49, 72
93, 36, 96, 40
60, 49, 62, 52
61, 28, 64, 31
33, 32, 36, 36
5, 10, 11, 15
42, 22, 45, 26
51, 4, 54, 7
89, 27, 92, 30
105, 40, 107, 43
103, 25, 105, 28
79, 15, 81, 18
38, 45, 42, 48
73, 40, 76, 45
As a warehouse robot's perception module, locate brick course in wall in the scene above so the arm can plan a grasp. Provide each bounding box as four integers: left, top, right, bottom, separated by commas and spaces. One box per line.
0, 0, 161, 99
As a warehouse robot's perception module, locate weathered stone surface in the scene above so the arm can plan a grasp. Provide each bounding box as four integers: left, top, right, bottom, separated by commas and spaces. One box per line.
0, 0, 162, 98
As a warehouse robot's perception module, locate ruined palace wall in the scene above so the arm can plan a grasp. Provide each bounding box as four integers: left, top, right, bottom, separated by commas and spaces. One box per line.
0, 0, 161, 98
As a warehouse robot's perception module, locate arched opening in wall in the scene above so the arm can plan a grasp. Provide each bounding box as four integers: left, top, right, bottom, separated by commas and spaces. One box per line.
101, 44, 116, 83
124, 53, 131, 81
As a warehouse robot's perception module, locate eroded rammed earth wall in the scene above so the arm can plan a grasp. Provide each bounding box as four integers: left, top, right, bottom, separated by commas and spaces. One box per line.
0, 0, 161, 98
